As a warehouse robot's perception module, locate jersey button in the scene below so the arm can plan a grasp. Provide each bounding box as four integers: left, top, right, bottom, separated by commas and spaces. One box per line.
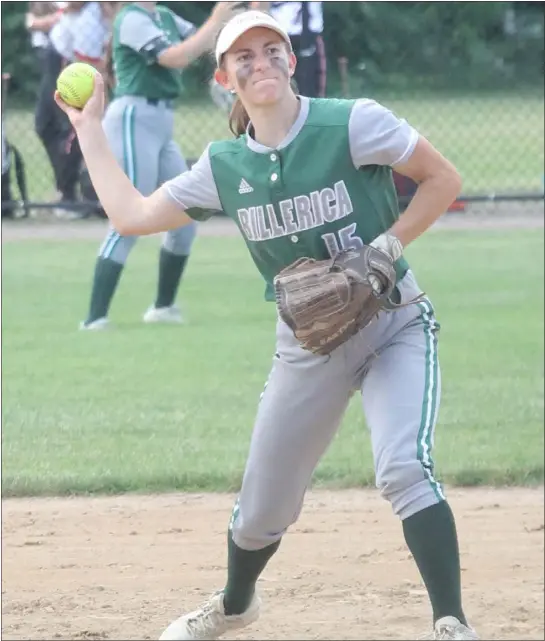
270, 153, 277, 161
291, 235, 298, 243
271, 173, 278, 182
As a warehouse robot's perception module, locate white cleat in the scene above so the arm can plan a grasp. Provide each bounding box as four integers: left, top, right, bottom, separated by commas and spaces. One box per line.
433, 616, 479, 640
79, 317, 110, 331
159, 591, 261, 641
143, 305, 183, 324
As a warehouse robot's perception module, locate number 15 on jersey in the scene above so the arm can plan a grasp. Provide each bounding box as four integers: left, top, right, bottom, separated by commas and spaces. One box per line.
321, 222, 364, 258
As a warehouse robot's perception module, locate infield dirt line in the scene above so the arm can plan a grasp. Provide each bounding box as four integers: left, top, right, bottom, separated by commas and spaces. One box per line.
2, 207, 544, 243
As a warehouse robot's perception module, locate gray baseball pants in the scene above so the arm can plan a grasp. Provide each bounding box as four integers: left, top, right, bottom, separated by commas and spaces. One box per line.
98, 95, 196, 263
230, 270, 445, 551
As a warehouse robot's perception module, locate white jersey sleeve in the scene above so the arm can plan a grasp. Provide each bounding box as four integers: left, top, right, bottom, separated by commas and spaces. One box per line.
118, 10, 165, 52
162, 146, 222, 220
72, 2, 109, 61
49, 13, 76, 60
348, 99, 419, 168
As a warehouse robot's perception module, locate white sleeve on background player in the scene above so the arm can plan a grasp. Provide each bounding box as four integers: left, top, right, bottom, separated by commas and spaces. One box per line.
72, 2, 108, 61
49, 13, 76, 60
118, 10, 167, 53
174, 14, 197, 39
162, 146, 223, 219
348, 99, 419, 168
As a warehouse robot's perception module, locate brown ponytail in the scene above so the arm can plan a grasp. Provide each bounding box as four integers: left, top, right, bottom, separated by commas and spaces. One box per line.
102, 36, 115, 93
229, 98, 251, 137
101, 3, 126, 94
214, 6, 251, 138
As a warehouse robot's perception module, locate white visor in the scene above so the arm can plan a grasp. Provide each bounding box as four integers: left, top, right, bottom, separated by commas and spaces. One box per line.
215, 10, 291, 66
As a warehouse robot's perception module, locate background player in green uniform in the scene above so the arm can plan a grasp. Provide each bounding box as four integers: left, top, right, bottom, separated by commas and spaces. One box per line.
56, 9, 479, 641
80, 0, 238, 329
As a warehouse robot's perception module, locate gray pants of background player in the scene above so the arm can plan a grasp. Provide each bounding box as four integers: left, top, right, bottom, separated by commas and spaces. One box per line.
98, 96, 196, 263
230, 271, 445, 550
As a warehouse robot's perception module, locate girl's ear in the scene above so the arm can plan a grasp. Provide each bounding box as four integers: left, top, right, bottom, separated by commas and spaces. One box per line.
287, 51, 297, 78
214, 68, 233, 91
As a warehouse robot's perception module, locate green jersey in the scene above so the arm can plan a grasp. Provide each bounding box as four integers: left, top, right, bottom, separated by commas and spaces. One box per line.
112, 4, 196, 101
164, 97, 419, 301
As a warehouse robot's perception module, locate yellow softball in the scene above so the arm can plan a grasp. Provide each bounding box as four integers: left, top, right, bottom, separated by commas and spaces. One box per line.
56, 62, 97, 109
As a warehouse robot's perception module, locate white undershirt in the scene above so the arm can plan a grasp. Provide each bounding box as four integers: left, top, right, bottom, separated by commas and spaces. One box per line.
268, 2, 324, 36
31, 31, 50, 49
49, 2, 109, 61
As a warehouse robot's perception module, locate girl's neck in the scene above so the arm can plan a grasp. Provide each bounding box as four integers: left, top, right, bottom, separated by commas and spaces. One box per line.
247, 91, 301, 149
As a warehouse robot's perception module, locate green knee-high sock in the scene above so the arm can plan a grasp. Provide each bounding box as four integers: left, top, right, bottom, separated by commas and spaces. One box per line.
155, 248, 188, 309
223, 532, 281, 616
403, 501, 467, 625
86, 257, 124, 323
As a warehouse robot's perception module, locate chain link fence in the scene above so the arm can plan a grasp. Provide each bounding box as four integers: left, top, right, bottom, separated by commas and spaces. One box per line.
2, 1, 544, 221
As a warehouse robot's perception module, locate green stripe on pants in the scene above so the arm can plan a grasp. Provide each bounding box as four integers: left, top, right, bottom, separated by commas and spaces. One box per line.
101, 105, 136, 260
416, 299, 445, 502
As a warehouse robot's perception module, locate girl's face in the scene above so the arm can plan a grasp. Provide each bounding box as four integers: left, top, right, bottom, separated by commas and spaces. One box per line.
215, 27, 296, 107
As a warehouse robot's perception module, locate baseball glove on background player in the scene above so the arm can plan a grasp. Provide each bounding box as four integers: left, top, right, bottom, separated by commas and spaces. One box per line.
274, 236, 422, 355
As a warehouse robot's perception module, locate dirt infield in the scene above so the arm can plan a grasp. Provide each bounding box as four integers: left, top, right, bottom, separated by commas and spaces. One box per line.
2, 488, 544, 641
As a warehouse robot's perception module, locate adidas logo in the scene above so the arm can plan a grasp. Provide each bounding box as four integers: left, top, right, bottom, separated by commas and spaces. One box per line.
238, 178, 254, 194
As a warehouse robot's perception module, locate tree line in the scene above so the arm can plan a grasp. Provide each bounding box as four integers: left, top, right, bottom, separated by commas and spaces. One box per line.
1, 1, 543, 102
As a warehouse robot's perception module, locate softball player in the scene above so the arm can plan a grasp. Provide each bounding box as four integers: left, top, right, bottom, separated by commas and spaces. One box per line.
56, 9, 478, 641
80, 1, 238, 329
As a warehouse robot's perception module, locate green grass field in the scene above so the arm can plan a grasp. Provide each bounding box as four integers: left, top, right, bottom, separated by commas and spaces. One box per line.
4, 92, 544, 202
1, 227, 543, 498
